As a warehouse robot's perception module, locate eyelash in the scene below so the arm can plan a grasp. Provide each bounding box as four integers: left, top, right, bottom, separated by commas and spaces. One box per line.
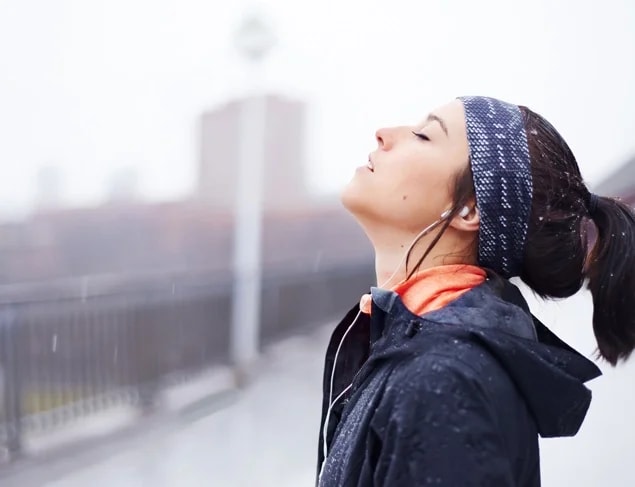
412, 131, 430, 141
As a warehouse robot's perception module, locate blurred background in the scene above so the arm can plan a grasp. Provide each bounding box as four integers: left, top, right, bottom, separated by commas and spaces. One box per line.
0, 0, 634, 485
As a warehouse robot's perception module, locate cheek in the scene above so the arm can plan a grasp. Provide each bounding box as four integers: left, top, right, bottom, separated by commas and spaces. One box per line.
392, 157, 452, 209
373, 162, 450, 230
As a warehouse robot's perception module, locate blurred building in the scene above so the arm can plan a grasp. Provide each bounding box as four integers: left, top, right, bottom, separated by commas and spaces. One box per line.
0, 94, 373, 286
107, 167, 140, 203
593, 154, 635, 204
0, 201, 372, 286
198, 94, 308, 210
35, 166, 65, 210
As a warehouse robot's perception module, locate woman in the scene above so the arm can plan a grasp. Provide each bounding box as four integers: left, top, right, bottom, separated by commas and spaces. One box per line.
316, 96, 635, 486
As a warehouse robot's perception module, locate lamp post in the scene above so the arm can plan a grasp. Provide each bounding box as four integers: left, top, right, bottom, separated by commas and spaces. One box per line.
230, 10, 275, 385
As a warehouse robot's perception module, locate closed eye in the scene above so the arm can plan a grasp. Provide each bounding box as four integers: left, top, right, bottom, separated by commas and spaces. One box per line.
412, 131, 430, 141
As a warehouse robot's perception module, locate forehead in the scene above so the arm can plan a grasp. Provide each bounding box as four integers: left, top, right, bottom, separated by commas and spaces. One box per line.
425, 99, 467, 139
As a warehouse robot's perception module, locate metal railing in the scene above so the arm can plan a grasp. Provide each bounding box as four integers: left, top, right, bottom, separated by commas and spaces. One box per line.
0, 262, 373, 462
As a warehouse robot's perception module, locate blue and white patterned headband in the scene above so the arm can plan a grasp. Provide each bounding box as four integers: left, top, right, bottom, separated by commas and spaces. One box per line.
458, 96, 533, 278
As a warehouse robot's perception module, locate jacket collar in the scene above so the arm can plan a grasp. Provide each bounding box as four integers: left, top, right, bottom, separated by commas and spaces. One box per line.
368, 273, 538, 349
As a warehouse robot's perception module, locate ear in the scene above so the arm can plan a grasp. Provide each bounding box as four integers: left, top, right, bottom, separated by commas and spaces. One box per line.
449, 203, 480, 233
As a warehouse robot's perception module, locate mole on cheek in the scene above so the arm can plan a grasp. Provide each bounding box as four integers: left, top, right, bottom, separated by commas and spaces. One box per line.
402, 195, 408, 201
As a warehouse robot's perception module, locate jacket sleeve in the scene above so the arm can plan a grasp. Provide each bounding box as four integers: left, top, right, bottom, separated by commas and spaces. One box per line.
369, 357, 516, 487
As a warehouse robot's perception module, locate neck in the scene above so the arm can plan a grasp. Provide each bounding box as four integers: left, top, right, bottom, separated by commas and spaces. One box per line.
372, 226, 475, 288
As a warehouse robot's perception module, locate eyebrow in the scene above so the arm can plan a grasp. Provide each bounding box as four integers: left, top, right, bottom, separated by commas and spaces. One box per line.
426, 113, 449, 136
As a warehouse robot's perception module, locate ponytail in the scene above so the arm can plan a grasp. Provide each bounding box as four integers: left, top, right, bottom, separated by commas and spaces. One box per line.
586, 196, 635, 365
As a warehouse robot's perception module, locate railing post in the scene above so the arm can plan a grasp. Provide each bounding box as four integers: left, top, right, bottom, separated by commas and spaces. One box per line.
133, 296, 160, 415
1, 306, 22, 461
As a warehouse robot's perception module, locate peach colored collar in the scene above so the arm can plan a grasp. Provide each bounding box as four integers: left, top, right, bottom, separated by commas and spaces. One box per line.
360, 264, 487, 316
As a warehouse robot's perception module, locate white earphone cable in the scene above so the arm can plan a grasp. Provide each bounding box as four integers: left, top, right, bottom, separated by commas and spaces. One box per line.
318, 209, 460, 481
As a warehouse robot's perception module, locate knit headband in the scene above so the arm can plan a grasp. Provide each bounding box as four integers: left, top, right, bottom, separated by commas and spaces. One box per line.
458, 96, 533, 278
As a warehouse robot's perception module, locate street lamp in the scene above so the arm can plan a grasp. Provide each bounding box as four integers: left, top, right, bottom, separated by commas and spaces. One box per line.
230, 9, 275, 385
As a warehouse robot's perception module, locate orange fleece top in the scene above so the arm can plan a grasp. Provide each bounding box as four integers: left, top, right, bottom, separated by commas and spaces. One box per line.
360, 264, 487, 316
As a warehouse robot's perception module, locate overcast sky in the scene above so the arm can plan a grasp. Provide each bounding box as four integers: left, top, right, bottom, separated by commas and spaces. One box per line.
0, 0, 634, 220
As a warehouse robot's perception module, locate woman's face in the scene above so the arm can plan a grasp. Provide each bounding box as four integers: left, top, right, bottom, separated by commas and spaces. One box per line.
341, 99, 470, 234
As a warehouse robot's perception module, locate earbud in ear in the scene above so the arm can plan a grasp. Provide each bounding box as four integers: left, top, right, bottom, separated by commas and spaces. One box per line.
441, 206, 471, 219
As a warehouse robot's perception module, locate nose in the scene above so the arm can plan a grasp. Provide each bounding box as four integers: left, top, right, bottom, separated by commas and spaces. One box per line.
375, 127, 391, 150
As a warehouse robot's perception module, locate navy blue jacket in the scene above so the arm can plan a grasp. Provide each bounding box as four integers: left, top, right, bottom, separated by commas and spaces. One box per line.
316, 274, 601, 486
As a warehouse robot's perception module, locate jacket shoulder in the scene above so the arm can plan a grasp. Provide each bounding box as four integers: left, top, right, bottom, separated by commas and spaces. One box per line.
378, 337, 517, 422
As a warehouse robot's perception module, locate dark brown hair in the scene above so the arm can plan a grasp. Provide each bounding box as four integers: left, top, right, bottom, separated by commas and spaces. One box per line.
405, 164, 476, 281
408, 106, 635, 366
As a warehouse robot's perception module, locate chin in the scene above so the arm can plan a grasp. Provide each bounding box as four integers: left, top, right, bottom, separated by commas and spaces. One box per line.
340, 178, 363, 213
340, 179, 378, 226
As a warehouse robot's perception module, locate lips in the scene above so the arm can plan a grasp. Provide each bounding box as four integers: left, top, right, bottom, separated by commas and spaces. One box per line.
367, 154, 375, 172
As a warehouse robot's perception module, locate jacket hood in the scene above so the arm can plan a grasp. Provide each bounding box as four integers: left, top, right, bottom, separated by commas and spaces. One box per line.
369, 276, 602, 438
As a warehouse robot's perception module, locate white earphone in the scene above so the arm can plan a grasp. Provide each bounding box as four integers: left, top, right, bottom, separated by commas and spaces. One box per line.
441, 206, 470, 220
